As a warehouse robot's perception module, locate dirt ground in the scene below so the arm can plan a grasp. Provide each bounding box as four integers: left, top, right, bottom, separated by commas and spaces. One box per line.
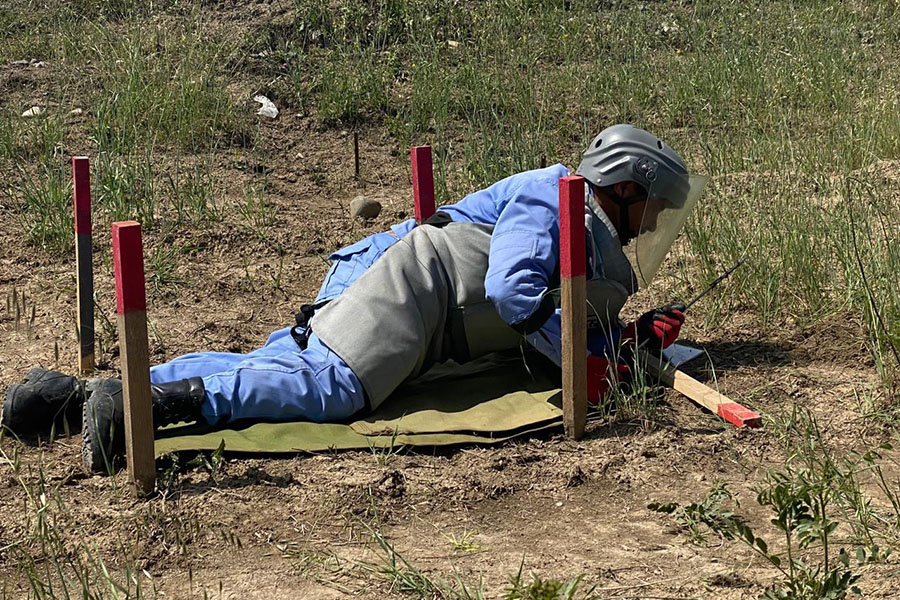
3, 32, 900, 600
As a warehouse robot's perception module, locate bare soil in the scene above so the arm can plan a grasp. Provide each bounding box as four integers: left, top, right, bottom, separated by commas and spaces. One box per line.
2, 11, 900, 600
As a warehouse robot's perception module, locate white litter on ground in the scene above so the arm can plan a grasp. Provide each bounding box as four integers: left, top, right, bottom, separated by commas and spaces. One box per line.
253, 95, 279, 119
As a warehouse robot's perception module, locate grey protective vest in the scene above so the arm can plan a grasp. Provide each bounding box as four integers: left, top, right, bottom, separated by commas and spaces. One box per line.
311, 218, 635, 409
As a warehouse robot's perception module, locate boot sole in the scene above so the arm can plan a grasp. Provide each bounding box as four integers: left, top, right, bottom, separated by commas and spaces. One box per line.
81, 394, 111, 474
81, 382, 125, 475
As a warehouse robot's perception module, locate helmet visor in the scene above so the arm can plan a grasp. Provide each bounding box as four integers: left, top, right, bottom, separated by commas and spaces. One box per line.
625, 174, 708, 288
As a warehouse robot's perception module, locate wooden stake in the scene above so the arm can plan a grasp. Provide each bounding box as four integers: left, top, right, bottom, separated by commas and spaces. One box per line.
73, 156, 94, 374
410, 145, 435, 222
353, 131, 360, 179
641, 351, 762, 428
559, 175, 587, 440
112, 221, 156, 496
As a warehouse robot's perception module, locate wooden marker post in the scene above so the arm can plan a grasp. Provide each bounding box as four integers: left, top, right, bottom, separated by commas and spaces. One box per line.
410, 145, 435, 222
111, 222, 155, 495
559, 176, 588, 440
353, 131, 360, 179
73, 157, 94, 374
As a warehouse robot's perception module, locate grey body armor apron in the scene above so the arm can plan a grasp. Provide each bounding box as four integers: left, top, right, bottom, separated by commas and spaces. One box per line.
311, 220, 635, 409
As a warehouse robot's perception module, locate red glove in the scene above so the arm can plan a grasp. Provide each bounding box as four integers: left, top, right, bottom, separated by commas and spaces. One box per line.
622, 303, 686, 351
587, 355, 631, 406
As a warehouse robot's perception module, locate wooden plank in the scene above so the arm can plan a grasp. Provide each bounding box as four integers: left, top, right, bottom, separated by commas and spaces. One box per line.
641, 351, 762, 428
559, 175, 587, 440
111, 221, 156, 496
410, 145, 435, 222
73, 156, 94, 375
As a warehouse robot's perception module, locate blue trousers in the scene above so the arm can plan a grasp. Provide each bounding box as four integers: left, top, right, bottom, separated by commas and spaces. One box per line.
150, 328, 367, 425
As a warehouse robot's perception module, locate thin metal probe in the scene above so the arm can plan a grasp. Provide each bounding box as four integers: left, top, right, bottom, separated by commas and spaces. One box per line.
684, 255, 748, 310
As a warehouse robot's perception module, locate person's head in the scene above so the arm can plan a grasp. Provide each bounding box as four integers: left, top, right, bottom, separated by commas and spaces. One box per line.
576, 124, 690, 244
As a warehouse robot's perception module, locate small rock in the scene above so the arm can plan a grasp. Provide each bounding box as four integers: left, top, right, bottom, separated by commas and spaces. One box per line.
68, 108, 83, 116
253, 95, 278, 119
21, 106, 44, 118
350, 195, 382, 220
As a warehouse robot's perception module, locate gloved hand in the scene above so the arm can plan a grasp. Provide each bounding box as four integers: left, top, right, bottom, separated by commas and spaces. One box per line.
586, 355, 631, 406
622, 303, 686, 352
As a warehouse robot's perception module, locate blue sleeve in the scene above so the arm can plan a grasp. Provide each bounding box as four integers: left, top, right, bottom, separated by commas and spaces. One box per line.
484, 176, 562, 328
525, 311, 623, 366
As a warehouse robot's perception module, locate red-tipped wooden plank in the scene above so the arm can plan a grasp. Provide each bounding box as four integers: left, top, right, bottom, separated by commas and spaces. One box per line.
641, 351, 762, 429
73, 156, 94, 374
411, 145, 435, 222
112, 221, 155, 496
559, 175, 587, 440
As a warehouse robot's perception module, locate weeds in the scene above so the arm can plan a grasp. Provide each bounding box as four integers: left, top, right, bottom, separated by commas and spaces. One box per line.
148, 238, 187, 292
358, 494, 593, 599
367, 426, 403, 466
7, 287, 37, 336
238, 185, 277, 240
657, 481, 737, 546
595, 349, 665, 429
651, 408, 899, 599
14, 163, 72, 254
0, 445, 155, 599
1, 1, 900, 594
505, 563, 595, 600
442, 529, 482, 554
768, 405, 900, 550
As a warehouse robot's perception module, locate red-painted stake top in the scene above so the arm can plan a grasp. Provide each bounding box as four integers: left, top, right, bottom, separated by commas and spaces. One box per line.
717, 402, 763, 428
73, 156, 91, 235
559, 176, 586, 279
112, 221, 147, 314
411, 145, 436, 222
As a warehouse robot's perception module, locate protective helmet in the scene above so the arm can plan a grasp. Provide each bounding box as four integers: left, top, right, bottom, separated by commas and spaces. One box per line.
575, 124, 690, 208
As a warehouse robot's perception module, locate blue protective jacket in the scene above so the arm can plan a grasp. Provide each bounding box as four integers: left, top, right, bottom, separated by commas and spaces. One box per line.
315, 164, 624, 365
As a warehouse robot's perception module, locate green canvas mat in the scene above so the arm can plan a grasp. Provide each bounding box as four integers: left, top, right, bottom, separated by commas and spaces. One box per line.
154, 352, 564, 456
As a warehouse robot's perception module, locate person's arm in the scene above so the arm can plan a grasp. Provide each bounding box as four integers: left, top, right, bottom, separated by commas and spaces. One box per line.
525, 313, 628, 405
483, 177, 562, 333
524, 312, 622, 367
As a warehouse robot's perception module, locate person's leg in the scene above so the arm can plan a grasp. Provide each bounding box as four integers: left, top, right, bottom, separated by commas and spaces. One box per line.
200, 333, 366, 424
82, 332, 366, 472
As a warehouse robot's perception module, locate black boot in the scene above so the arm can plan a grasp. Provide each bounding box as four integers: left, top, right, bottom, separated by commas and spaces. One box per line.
81, 377, 205, 474
2, 368, 85, 438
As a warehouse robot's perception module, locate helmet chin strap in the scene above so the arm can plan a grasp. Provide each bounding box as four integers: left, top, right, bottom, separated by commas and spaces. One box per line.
609, 188, 635, 244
